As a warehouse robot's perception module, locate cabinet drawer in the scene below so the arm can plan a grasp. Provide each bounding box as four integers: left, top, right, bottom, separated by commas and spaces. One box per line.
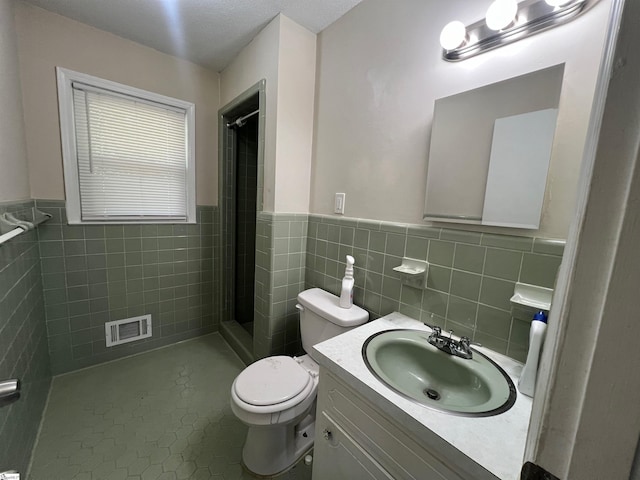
317, 368, 496, 480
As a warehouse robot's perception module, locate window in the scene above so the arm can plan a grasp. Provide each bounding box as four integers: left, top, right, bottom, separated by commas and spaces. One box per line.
56, 67, 196, 224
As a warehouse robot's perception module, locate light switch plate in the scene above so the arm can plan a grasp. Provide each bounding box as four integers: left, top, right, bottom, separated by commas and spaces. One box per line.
334, 193, 346, 214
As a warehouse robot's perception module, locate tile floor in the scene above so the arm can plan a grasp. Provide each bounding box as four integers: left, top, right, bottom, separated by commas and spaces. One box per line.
28, 334, 313, 480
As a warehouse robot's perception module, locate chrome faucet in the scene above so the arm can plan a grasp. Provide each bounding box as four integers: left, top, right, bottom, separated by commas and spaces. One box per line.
425, 325, 473, 360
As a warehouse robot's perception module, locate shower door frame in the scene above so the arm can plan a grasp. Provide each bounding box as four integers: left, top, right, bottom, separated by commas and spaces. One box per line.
217, 80, 266, 356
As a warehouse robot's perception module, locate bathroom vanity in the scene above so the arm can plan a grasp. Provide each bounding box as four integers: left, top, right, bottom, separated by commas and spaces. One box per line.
312, 313, 533, 480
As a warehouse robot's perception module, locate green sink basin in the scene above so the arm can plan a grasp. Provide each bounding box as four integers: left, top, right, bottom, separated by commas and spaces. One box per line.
362, 329, 516, 416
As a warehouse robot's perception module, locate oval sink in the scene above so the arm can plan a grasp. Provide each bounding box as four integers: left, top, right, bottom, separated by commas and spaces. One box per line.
362, 329, 516, 416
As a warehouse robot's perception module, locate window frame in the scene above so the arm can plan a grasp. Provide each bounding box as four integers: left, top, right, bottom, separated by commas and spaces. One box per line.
56, 67, 196, 224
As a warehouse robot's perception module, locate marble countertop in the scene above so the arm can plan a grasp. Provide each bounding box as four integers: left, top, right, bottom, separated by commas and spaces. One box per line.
312, 312, 533, 480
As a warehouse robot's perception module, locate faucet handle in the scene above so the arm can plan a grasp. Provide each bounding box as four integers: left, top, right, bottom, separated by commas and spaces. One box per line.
458, 336, 474, 355
454, 336, 473, 359
424, 323, 441, 336
462, 337, 483, 347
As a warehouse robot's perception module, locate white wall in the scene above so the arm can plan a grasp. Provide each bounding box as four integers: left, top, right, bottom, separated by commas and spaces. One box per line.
220, 14, 316, 213
220, 16, 280, 212
14, 2, 220, 205
311, 0, 611, 239
0, 0, 30, 202
274, 16, 316, 213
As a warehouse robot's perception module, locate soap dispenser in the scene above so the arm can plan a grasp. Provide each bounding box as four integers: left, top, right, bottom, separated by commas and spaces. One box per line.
518, 310, 548, 397
339, 255, 355, 309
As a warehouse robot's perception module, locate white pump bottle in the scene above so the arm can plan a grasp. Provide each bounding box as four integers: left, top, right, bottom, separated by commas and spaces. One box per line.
518, 311, 548, 397
339, 255, 355, 308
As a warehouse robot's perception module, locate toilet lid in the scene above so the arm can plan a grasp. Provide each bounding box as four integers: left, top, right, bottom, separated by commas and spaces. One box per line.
234, 356, 311, 407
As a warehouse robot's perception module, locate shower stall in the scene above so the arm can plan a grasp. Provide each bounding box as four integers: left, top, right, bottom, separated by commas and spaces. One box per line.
231, 108, 258, 334
218, 81, 264, 364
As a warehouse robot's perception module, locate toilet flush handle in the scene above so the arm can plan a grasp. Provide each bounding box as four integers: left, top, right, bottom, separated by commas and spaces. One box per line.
296, 304, 304, 312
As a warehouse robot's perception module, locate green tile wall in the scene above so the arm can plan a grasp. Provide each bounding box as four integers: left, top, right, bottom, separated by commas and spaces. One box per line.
253, 213, 272, 358
235, 116, 258, 326
220, 124, 235, 326
0, 200, 51, 474
305, 215, 564, 362
36, 200, 217, 374
254, 212, 307, 358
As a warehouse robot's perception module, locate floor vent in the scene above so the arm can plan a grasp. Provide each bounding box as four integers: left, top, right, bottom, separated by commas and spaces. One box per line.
105, 315, 152, 347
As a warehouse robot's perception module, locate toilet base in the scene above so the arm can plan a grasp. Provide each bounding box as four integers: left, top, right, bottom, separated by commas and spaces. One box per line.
242, 414, 315, 477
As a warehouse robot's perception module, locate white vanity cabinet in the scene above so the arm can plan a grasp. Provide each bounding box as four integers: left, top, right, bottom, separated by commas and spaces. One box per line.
313, 367, 498, 480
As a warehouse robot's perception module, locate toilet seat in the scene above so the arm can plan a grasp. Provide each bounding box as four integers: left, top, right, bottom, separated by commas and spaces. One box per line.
232, 356, 315, 414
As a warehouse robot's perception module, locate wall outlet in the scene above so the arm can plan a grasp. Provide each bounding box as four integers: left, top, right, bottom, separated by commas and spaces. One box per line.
334, 193, 346, 214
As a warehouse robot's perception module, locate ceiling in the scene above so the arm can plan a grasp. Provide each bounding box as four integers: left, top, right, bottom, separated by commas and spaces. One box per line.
21, 0, 365, 72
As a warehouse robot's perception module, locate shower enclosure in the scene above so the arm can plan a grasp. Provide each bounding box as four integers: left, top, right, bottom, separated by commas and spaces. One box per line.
231, 109, 258, 333
218, 81, 265, 363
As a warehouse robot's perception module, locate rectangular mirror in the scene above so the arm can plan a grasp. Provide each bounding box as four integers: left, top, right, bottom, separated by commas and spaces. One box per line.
423, 64, 564, 229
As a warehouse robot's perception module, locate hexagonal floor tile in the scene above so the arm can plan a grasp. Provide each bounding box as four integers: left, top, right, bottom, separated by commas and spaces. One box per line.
27, 335, 312, 480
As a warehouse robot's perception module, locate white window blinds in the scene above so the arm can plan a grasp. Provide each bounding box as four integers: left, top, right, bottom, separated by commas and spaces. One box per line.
71, 83, 189, 222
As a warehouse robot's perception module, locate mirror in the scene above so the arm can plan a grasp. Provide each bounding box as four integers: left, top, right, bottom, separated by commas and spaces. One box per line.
423, 64, 565, 229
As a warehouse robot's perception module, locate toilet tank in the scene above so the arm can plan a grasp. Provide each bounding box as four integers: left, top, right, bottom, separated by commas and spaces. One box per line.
297, 288, 368, 362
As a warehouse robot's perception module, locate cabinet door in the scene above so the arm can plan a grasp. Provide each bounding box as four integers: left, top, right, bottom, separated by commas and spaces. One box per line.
316, 368, 495, 480
313, 411, 394, 480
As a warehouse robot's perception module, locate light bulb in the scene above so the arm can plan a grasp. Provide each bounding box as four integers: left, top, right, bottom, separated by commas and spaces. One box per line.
545, 0, 574, 6
439, 21, 467, 50
486, 0, 518, 31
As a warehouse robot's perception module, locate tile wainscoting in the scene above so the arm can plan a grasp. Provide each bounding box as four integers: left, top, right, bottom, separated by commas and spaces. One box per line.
254, 212, 307, 358
31, 201, 561, 368
35, 200, 218, 374
305, 214, 564, 362
0, 200, 51, 474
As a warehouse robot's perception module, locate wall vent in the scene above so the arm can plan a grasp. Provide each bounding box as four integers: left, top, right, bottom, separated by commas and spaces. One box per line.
105, 315, 152, 347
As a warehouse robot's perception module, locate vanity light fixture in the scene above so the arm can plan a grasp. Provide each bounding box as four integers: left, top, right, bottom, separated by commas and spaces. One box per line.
439, 20, 468, 50
485, 0, 518, 31
440, 0, 587, 61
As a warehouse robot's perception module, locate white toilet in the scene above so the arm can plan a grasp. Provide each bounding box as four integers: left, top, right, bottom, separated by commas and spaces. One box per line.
230, 287, 368, 477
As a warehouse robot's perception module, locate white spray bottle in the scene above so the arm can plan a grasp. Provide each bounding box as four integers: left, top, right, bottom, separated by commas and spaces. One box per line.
339, 255, 355, 309
518, 310, 548, 397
